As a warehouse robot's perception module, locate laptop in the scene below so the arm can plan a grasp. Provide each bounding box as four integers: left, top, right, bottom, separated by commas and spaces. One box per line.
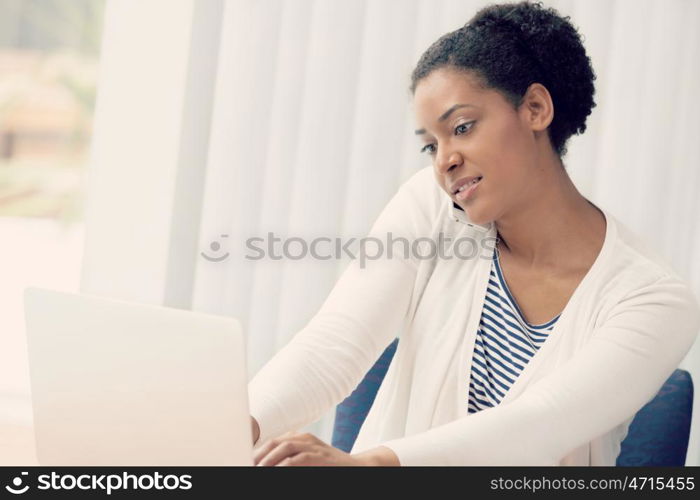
23, 287, 254, 466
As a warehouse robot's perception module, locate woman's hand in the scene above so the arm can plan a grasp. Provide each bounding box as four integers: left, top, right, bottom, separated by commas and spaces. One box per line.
253, 431, 373, 466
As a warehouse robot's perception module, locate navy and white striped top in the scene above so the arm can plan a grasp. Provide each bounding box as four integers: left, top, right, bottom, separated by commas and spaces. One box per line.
467, 247, 561, 414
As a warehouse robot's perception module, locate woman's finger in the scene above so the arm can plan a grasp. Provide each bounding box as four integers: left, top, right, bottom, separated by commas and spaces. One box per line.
277, 452, 316, 466
252, 439, 279, 465
252, 431, 296, 464
256, 439, 308, 466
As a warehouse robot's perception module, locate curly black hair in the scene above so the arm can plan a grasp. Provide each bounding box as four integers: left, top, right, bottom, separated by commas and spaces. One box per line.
410, 1, 596, 157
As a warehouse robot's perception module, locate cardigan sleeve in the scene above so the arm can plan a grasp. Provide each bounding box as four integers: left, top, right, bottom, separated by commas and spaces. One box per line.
380, 274, 700, 465
248, 169, 434, 447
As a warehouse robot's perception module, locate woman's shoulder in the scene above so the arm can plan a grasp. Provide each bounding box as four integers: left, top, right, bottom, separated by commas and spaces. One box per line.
598, 211, 699, 313
587, 211, 700, 342
606, 212, 684, 283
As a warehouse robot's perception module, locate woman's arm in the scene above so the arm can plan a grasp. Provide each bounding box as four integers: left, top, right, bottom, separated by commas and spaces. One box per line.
248, 168, 436, 446
378, 275, 700, 465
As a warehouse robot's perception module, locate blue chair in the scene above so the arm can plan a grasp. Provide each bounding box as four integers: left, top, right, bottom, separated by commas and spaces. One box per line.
617, 369, 694, 466
331, 338, 694, 466
331, 338, 398, 454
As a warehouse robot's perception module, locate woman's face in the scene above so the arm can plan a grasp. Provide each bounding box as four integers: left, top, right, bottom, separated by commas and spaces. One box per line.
413, 66, 546, 226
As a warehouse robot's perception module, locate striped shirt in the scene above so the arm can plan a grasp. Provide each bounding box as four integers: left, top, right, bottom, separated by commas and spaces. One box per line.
467, 247, 561, 414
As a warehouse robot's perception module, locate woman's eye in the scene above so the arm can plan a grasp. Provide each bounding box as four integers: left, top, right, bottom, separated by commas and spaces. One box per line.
455, 121, 475, 135
420, 144, 436, 155
419, 122, 474, 155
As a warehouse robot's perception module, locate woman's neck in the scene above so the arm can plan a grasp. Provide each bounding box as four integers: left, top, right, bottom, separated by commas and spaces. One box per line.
495, 167, 606, 271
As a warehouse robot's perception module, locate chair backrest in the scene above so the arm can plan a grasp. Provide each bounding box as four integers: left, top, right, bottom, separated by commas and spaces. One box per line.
332, 339, 694, 465
616, 369, 694, 466
331, 338, 398, 453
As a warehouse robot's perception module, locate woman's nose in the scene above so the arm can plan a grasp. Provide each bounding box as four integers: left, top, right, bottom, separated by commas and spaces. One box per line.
435, 149, 463, 175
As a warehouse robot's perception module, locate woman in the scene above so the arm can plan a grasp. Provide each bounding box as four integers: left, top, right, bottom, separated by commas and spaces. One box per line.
249, 1, 700, 466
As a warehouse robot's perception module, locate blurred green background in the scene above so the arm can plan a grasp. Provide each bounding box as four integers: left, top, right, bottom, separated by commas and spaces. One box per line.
0, 0, 106, 221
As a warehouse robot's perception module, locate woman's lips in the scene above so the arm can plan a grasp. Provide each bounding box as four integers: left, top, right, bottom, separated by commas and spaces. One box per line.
455, 177, 481, 201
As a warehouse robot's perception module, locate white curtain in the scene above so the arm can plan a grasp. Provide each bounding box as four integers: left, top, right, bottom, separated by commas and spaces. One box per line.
83, 0, 700, 463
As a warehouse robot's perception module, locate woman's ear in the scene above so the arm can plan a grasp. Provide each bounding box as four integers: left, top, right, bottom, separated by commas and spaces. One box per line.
519, 83, 554, 132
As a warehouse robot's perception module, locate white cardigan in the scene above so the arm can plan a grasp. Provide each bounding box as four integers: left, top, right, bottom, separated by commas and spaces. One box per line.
248, 166, 700, 466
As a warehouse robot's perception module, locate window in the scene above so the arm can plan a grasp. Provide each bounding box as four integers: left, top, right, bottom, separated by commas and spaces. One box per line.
0, 0, 106, 461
